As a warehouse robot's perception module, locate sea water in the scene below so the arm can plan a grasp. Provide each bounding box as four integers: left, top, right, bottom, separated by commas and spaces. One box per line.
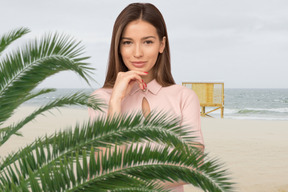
23, 88, 288, 121
223, 89, 288, 120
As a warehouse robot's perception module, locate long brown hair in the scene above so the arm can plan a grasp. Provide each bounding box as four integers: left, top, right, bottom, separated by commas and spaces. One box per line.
103, 3, 175, 88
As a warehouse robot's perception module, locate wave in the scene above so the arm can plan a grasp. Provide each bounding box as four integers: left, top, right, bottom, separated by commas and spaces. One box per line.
211, 108, 288, 115
273, 98, 288, 104
237, 108, 288, 114
225, 116, 288, 121
206, 107, 288, 120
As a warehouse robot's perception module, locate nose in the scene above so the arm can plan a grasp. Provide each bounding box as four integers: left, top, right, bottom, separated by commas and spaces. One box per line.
133, 43, 143, 58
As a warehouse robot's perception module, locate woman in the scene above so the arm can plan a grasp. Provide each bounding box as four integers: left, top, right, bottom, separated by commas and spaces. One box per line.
89, 3, 204, 191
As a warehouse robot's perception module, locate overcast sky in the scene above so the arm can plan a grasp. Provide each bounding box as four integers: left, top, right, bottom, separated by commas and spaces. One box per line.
1, 0, 288, 88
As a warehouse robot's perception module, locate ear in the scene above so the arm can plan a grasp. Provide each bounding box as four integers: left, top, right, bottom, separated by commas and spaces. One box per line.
159, 36, 166, 53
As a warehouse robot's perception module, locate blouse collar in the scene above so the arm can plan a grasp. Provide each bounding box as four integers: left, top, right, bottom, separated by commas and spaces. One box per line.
129, 79, 162, 95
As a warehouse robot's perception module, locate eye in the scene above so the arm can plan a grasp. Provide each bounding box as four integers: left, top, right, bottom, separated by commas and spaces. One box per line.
144, 40, 153, 44
122, 40, 132, 45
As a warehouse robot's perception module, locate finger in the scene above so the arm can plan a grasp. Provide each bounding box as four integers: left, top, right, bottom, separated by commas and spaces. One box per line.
128, 75, 145, 90
128, 79, 141, 89
129, 70, 149, 76
125, 72, 145, 87
126, 71, 148, 89
117, 71, 146, 90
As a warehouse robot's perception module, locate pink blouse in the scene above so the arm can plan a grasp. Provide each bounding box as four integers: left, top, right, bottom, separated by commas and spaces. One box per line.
89, 79, 204, 192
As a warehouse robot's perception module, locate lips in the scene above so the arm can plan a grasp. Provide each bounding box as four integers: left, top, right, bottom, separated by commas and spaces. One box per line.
131, 61, 146, 68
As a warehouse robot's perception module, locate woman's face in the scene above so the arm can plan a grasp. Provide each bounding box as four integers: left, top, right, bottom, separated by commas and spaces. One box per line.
120, 20, 165, 80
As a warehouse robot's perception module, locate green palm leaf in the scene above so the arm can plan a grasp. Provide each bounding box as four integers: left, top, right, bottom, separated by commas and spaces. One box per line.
0, 113, 234, 192
0, 112, 185, 174
0, 32, 93, 125
0, 27, 30, 55
0, 92, 104, 146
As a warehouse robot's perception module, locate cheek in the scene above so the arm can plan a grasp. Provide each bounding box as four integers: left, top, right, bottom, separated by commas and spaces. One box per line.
120, 47, 132, 59
147, 47, 160, 60
120, 48, 127, 59
120, 48, 132, 69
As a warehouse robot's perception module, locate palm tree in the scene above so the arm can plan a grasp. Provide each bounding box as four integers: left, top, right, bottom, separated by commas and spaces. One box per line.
0, 28, 234, 191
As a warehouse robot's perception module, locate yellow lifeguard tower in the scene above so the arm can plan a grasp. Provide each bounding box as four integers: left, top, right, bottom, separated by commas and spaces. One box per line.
182, 82, 224, 118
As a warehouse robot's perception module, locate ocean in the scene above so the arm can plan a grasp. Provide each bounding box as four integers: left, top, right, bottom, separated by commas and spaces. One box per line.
23, 88, 288, 121
223, 89, 288, 120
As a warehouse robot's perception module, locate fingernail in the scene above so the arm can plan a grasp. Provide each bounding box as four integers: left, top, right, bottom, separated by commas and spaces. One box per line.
144, 72, 148, 74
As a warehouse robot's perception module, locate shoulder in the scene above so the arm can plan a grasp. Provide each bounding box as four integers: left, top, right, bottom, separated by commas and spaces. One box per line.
163, 84, 198, 98
91, 87, 112, 95
162, 84, 200, 108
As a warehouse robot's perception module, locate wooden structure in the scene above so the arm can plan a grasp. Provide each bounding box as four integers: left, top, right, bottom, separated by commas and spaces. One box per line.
182, 82, 224, 118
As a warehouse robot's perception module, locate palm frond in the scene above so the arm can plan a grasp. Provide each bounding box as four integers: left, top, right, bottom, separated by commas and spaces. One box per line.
0, 32, 93, 124
111, 188, 169, 192
0, 112, 184, 173
0, 27, 30, 55
0, 92, 104, 146
88, 144, 232, 192
0, 113, 234, 191
0, 113, 189, 188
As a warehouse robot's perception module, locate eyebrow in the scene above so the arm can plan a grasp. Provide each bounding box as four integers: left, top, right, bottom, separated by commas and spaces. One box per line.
121, 36, 156, 40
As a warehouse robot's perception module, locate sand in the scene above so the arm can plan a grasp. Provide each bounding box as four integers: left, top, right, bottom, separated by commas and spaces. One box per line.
1, 106, 288, 192
185, 118, 288, 192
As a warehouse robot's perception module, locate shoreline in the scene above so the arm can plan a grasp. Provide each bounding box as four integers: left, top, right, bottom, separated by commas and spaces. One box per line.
1, 106, 288, 192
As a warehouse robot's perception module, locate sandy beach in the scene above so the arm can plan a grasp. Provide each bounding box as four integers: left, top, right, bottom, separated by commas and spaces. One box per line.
1, 106, 288, 192
185, 118, 288, 192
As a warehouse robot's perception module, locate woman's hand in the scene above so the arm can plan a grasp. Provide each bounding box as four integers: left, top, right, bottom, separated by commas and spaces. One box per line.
113, 71, 147, 99
108, 71, 147, 116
